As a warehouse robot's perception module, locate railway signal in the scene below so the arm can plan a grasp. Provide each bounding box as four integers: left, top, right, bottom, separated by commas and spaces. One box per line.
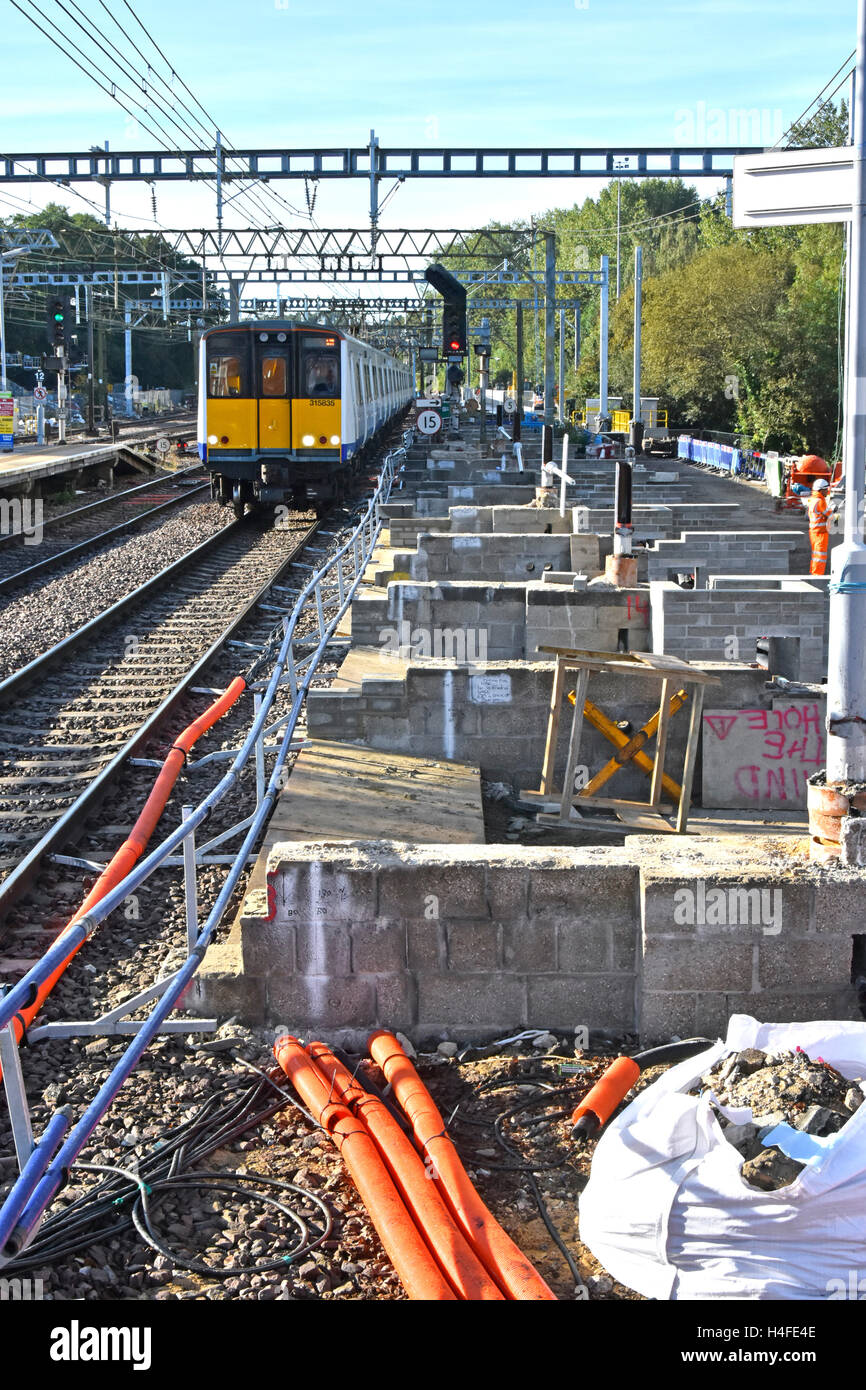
442, 300, 467, 356
424, 262, 467, 358
48, 298, 67, 347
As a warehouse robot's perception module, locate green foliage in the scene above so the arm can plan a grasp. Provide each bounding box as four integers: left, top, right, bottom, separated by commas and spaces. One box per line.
447, 101, 848, 452
1, 205, 209, 396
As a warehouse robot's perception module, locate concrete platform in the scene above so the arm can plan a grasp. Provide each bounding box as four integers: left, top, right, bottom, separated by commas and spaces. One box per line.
191, 419, 863, 1044
0, 418, 195, 493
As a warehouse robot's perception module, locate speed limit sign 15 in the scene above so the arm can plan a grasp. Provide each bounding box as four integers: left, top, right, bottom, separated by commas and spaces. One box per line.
416, 408, 442, 436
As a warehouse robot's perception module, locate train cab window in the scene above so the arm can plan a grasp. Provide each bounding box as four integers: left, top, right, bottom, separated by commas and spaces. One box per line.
207, 333, 249, 398
301, 334, 340, 398
260, 354, 288, 397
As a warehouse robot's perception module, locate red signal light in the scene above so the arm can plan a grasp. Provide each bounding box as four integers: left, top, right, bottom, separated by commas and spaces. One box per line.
449, 339, 460, 351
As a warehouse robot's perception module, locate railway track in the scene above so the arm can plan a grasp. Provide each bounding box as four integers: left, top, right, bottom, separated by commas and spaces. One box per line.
0, 511, 321, 915
0, 467, 208, 593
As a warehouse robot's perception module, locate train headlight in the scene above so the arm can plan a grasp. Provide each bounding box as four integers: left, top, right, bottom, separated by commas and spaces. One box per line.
330, 435, 341, 445
302, 434, 315, 446
207, 434, 218, 445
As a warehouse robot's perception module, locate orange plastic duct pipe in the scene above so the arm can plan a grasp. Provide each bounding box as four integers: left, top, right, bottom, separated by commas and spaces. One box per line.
4, 677, 247, 1055
368, 1031, 557, 1301
274, 1036, 455, 1302
306, 1041, 503, 1302
571, 1056, 640, 1133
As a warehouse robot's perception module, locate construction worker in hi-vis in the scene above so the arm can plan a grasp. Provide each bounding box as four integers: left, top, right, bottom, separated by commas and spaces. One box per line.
806, 478, 833, 575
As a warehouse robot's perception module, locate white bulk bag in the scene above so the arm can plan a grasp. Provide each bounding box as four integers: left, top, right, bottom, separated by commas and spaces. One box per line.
579, 1015, 866, 1300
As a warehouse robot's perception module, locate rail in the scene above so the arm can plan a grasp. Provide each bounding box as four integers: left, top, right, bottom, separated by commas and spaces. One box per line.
0, 433, 410, 1265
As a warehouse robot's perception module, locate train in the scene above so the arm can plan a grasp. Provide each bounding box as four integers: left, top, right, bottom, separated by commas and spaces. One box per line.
197, 321, 413, 514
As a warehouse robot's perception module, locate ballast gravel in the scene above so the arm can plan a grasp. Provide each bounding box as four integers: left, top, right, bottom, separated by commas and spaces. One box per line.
0, 502, 229, 678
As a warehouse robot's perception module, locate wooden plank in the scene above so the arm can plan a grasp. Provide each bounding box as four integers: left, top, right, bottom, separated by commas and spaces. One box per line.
578, 795, 675, 813
676, 683, 705, 833
615, 807, 679, 833
538, 656, 567, 796
559, 667, 590, 822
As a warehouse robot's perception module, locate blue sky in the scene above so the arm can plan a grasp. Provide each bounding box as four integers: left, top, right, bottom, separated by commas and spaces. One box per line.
0, 0, 858, 230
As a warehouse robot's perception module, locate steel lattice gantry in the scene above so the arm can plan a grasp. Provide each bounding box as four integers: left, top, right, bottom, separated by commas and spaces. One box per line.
0, 144, 761, 184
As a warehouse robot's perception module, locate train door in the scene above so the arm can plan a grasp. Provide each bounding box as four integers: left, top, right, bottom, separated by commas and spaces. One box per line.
255, 331, 291, 453
292, 331, 342, 454
205, 331, 255, 456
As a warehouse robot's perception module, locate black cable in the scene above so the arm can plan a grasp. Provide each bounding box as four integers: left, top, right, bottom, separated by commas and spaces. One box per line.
131, 1172, 331, 1278
4, 1066, 328, 1274
479, 1077, 586, 1292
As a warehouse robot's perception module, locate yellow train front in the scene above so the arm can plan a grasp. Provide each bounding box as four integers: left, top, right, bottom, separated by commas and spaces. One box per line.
198, 321, 411, 514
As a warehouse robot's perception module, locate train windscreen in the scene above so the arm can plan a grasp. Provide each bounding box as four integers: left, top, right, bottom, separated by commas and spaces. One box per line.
300, 334, 340, 397
207, 332, 250, 398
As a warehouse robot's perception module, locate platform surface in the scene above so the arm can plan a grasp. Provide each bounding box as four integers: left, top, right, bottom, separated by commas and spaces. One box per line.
265, 738, 484, 850
0, 419, 194, 487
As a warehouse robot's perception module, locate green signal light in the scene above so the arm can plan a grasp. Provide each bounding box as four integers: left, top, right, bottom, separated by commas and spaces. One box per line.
53, 313, 64, 322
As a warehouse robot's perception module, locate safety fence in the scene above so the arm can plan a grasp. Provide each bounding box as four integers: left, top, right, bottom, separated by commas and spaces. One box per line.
677, 435, 767, 482
0, 433, 411, 1267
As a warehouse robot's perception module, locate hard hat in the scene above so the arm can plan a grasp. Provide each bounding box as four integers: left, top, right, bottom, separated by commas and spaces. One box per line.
813, 478, 829, 491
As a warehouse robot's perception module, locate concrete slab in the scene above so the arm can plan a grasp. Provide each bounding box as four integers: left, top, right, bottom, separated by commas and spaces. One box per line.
266, 739, 484, 848
328, 646, 408, 693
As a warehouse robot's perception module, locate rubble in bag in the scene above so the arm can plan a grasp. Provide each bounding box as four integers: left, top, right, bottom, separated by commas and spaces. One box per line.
692, 1046, 865, 1191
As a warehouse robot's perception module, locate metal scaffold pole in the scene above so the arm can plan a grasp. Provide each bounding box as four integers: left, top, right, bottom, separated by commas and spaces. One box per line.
599, 254, 609, 423
544, 231, 555, 430
827, 0, 866, 783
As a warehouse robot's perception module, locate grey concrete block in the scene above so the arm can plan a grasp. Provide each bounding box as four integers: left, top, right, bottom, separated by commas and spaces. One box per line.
407, 918, 447, 970
241, 919, 296, 976
374, 972, 417, 1028
501, 919, 556, 971
748, 988, 860, 1023
351, 920, 407, 973
296, 922, 352, 976
526, 975, 635, 1031
813, 881, 866, 934
642, 937, 755, 991
269, 861, 379, 922
267, 974, 376, 1029
758, 938, 847, 991
557, 919, 612, 971
477, 862, 529, 919
530, 865, 638, 922
446, 919, 501, 970
640, 991, 700, 1044
417, 973, 526, 1026
380, 864, 488, 921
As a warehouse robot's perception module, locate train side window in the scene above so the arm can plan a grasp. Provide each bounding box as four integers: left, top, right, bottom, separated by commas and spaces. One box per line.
260, 354, 288, 397
207, 332, 249, 398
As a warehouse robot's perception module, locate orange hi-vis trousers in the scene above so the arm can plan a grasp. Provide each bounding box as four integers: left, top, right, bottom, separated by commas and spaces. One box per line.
809, 527, 829, 574
807, 494, 831, 575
